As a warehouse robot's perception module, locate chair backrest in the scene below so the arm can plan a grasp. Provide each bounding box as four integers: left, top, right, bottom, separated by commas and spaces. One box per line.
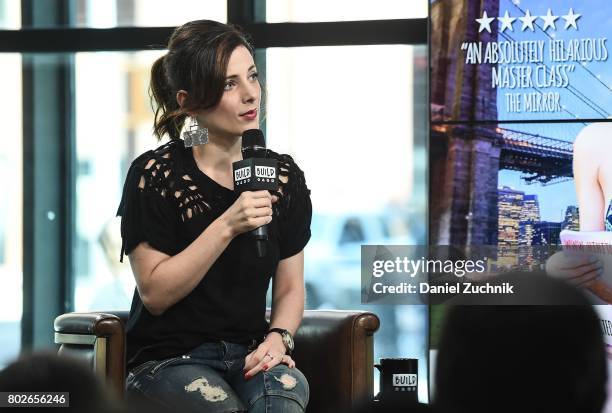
55, 309, 379, 411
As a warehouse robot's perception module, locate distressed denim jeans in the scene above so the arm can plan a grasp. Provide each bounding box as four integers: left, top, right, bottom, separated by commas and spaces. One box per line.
126, 341, 309, 413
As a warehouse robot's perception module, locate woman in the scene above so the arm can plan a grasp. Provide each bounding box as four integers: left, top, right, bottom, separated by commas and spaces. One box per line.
117, 20, 311, 412
546, 122, 611, 292
574, 122, 612, 232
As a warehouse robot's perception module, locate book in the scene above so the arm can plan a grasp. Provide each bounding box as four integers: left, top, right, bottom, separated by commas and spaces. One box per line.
560, 229, 612, 304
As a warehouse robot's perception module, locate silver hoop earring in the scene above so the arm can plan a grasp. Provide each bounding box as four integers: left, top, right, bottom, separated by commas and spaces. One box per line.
183, 116, 209, 147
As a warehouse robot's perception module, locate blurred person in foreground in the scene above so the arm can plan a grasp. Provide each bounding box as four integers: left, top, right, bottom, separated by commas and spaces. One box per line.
433, 271, 607, 413
0, 351, 119, 413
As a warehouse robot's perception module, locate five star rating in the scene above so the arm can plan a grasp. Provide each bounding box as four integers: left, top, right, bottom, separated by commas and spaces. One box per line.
476, 8, 581, 33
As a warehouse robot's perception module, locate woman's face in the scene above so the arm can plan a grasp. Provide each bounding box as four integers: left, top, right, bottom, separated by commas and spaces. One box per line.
198, 45, 261, 139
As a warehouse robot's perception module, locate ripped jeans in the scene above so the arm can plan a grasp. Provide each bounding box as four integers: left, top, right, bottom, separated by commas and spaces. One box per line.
126, 341, 309, 413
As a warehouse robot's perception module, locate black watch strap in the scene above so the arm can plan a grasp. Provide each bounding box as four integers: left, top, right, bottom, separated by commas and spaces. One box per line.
267, 328, 294, 355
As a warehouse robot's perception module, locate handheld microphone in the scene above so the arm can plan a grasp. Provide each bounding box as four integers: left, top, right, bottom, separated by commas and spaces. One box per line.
233, 129, 278, 258
241, 129, 267, 159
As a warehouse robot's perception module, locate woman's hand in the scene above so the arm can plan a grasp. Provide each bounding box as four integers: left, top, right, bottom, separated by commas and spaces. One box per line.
220, 190, 278, 238
545, 250, 603, 287
243, 333, 295, 380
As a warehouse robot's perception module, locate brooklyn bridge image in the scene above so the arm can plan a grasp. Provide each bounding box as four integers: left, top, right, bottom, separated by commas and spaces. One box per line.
429, 0, 610, 246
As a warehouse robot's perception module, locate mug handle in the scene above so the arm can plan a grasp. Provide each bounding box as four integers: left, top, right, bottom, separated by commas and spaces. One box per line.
374, 364, 381, 372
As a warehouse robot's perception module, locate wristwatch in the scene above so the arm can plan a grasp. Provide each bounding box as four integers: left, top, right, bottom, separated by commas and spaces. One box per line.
267, 328, 294, 355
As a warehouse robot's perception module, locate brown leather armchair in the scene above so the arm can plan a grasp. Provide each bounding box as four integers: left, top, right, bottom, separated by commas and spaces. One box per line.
54, 310, 380, 412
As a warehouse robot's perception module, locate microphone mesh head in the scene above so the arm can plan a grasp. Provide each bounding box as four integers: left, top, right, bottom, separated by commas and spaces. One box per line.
242, 129, 266, 149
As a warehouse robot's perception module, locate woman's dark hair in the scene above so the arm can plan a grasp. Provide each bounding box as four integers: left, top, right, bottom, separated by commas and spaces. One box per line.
150, 20, 255, 140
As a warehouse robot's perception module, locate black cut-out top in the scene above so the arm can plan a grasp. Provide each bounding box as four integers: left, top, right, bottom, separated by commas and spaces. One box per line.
116, 139, 312, 370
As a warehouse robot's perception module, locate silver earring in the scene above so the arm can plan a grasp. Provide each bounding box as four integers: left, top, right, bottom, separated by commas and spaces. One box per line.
183, 116, 209, 147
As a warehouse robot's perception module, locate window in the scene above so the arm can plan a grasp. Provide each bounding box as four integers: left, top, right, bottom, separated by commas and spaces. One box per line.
265, 44, 428, 400
74, 0, 226, 28
266, 0, 427, 22
73, 51, 163, 311
0, 53, 22, 366
0, 0, 19, 29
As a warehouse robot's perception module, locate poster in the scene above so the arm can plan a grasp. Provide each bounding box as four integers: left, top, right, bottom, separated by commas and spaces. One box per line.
429, 0, 611, 404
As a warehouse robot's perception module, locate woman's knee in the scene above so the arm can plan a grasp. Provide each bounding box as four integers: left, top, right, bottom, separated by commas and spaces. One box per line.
250, 366, 309, 412
250, 395, 305, 413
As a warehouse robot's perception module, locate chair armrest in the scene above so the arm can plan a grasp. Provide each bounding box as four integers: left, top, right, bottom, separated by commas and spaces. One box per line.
54, 312, 128, 337
292, 310, 380, 412
54, 312, 127, 397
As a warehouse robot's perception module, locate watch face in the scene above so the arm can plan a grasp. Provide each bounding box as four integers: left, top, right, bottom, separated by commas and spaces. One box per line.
287, 334, 293, 350
283, 332, 294, 351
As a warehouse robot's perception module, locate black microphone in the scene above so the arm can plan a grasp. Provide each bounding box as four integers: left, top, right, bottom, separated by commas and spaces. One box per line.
233, 129, 278, 258
241, 129, 267, 159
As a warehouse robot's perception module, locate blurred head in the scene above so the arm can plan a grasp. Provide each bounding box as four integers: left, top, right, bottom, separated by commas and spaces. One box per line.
434, 272, 607, 413
149, 20, 260, 141
0, 351, 116, 413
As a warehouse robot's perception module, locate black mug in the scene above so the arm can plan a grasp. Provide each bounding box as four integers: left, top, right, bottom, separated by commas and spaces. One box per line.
374, 358, 418, 404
